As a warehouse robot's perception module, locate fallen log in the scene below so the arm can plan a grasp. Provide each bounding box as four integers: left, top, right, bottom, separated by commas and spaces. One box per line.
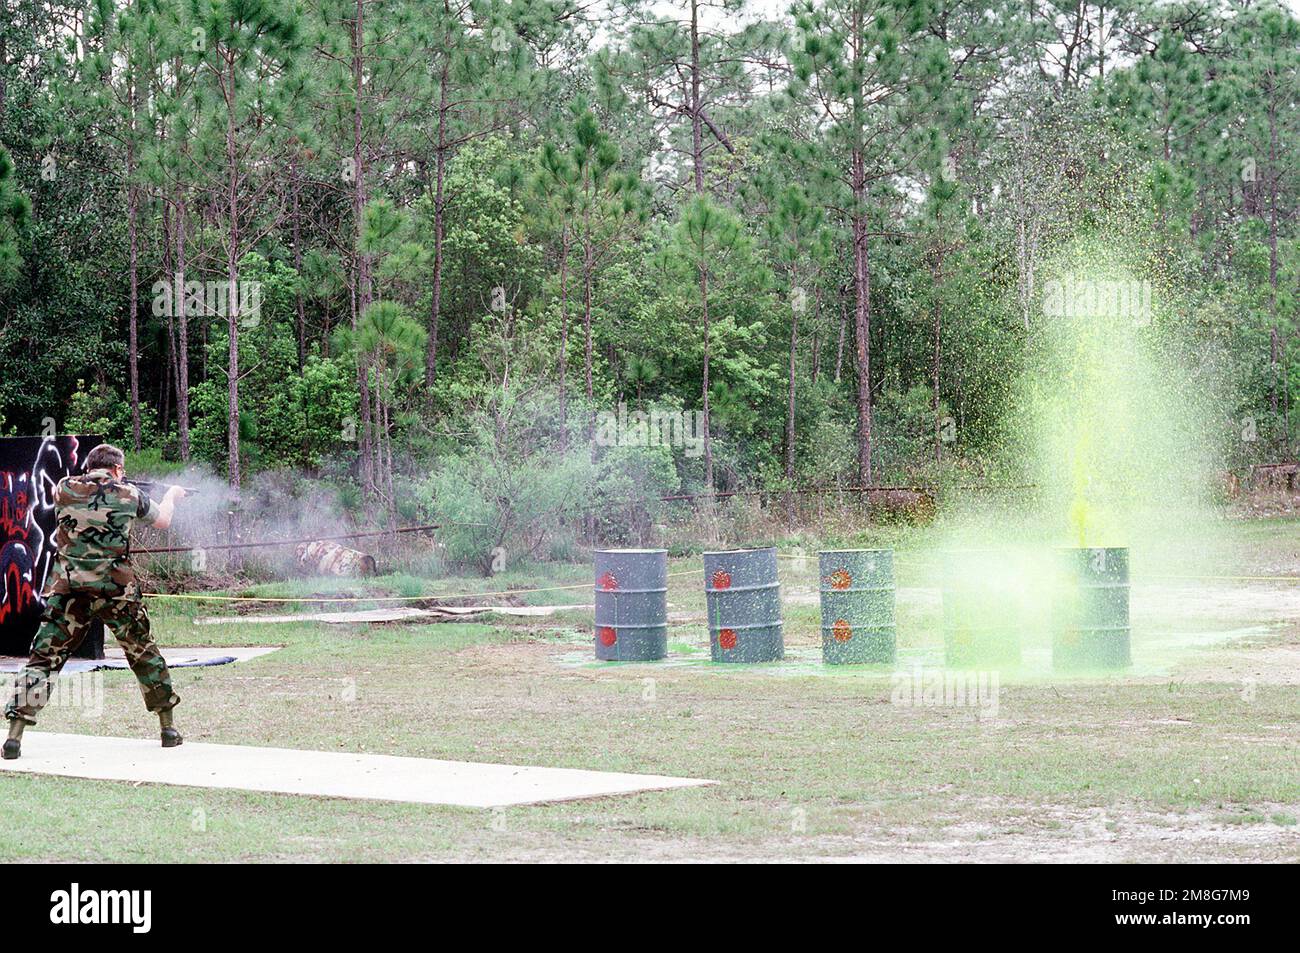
295, 540, 378, 577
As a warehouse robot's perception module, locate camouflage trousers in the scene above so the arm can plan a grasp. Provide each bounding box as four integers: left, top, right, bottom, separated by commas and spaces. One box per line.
4, 590, 179, 725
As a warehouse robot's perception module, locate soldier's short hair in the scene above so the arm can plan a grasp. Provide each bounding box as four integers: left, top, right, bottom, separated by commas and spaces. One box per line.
85, 443, 126, 471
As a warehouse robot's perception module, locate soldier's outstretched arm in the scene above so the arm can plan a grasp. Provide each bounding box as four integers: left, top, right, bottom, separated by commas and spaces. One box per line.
150, 485, 188, 531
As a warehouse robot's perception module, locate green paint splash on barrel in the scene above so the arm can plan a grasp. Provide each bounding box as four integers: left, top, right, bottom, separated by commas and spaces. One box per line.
919, 220, 1229, 667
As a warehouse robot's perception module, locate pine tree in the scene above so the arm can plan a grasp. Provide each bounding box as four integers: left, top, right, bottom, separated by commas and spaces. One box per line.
141, 0, 208, 461
417, 0, 563, 387
789, 0, 954, 484
0, 144, 29, 289
763, 182, 825, 521
673, 194, 744, 492
565, 106, 649, 450
184, 0, 308, 488
1225, 5, 1300, 429
80, 0, 169, 451
530, 138, 580, 437
314, 0, 430, 491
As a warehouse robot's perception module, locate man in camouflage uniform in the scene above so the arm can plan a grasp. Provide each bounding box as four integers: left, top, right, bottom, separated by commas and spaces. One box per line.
3, 443, 188, 759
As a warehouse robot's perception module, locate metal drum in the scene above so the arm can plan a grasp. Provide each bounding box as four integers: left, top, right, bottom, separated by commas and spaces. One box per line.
593, 549, 668, 661
819, 550, 895, 664
703, 547, 784, 663
941, 549, 1022, 668
1054, 547, 1130, 671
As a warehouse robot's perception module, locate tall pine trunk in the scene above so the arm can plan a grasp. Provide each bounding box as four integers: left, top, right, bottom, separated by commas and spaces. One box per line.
0, 3, 6, 125
810, 284, 822, 385
688, 0, 714, 497
848, 1, 873, 488
171, 51, 191, 463
689, 0, 704, 192
851, 153, 872, 486
127, 73, 141, 451
834, 289, 846, 384
701, 265, 713, 492
175, 194, 191, 461
127, 173, 140, 450
583, 211, 595, 454
352, 0, 374, 491
161, 203, 173, 436
1267, 87, 1281, 438
785, 281, 799, 524
558, 226, 570, 443
225, 80, 241, 490
292, 150, 305, 371
931, 236, 944, 465
426, 58, 450, 386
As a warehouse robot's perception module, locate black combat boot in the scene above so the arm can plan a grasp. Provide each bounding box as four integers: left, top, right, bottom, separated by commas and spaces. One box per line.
3, 718, 24, 760
159, 709, 182, 748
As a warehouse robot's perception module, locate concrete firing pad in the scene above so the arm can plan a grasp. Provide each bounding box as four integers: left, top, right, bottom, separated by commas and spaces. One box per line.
194, 605, 592, 625
0, 646, 280, 674
0, 733, 716, 807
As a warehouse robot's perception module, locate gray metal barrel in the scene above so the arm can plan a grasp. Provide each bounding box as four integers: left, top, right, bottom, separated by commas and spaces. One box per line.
1053, 547, 1130, 671
593, 549, 668, 661
703, 547, 784, 663
819, 550, 896, 664
941, 549, 1022, 668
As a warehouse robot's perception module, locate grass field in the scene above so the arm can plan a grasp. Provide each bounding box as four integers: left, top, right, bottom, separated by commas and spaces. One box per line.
1, 515, 1297, 862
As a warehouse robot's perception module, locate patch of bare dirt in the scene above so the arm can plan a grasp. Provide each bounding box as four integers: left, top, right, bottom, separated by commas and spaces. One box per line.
1164, 637, 1300, 686
812, 804, 1300, 864
430, 801, 1299, 863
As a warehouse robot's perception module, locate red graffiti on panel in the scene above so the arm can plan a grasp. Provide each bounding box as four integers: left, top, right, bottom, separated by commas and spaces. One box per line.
0, 471, 37, 626
0, 435, 91, 656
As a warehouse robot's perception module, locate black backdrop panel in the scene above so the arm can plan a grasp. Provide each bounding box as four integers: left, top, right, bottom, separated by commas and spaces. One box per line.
0, 435, 106, 658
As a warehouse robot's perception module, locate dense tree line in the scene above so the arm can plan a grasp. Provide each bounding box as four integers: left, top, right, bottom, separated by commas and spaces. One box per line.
0, 0, 1295, 545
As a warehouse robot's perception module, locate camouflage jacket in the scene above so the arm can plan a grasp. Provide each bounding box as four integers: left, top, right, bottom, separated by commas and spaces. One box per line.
45, 468, 161, 597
